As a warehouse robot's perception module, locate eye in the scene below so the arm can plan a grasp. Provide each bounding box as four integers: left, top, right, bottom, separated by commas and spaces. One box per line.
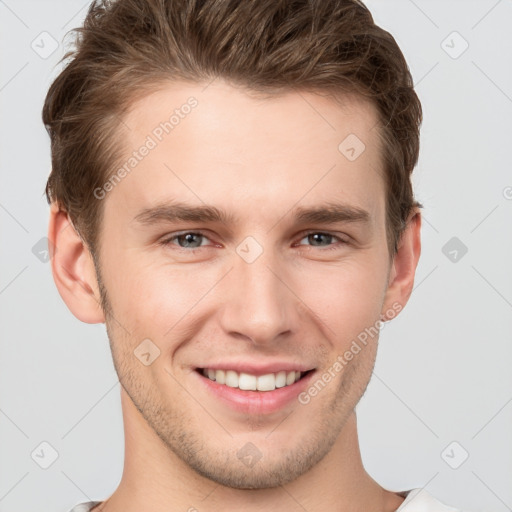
160, 231, 212, 250
296, 231, 348, 250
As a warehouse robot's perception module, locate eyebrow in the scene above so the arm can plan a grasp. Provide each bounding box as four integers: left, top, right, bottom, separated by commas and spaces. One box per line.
133, 200, 371, 227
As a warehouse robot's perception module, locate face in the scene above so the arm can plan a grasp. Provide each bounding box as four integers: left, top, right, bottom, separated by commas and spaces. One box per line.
92, 79, 397, 488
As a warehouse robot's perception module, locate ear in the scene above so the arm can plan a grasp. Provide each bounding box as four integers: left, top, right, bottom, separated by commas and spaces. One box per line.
380, 209, 422, 320
48, 202, 105, 324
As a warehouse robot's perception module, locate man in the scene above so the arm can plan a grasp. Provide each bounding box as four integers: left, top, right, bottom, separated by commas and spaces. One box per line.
44, 0, 469, 510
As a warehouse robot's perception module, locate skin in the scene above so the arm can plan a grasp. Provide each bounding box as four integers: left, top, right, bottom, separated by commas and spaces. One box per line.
49, 79, 421, 512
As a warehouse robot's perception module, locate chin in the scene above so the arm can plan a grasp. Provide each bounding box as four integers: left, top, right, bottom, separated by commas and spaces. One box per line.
179, 433, 336, 490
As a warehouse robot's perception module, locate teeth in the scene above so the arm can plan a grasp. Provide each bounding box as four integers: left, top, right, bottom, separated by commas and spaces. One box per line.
216, 369, 226, 385
257, 373, 275, 391
239, 372, 257, 390
202, 368, 303, 391
275, 371, 287, 388
225, 370, 238, 388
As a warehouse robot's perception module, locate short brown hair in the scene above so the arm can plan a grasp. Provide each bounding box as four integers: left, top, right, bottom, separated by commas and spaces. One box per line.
43, 0, 422, 259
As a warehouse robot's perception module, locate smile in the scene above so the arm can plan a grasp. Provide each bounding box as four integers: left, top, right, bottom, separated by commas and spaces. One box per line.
199, 368, 305, 391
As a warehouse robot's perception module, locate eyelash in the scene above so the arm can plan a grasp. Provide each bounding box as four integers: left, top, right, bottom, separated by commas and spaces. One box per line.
159, 230, 349, 253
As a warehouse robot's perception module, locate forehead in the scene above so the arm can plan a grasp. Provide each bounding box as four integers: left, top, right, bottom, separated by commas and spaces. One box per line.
106, 79, 385, 228
123, 80, 381, 151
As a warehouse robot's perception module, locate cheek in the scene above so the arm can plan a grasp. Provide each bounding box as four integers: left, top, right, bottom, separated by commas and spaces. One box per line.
105, 254, 220, 339
296, 258, 388, 335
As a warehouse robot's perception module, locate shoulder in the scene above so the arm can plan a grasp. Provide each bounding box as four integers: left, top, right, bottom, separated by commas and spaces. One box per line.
66, 502, 103, 512
395, 488, 470, 512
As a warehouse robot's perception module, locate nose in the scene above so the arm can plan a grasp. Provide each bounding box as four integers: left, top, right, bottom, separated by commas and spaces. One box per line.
217, 242, 298, 347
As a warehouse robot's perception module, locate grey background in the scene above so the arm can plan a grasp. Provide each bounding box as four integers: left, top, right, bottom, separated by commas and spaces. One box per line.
1, 1, 511, 511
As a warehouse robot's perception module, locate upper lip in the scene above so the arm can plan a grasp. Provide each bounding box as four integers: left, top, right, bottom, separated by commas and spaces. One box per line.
195, 362, 316, 376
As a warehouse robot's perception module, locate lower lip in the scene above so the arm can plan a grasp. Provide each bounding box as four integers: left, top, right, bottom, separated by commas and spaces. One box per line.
195, 370, 316, 415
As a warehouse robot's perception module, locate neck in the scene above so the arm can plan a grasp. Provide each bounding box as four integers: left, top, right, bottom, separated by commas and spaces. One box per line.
95, 388, 404, 512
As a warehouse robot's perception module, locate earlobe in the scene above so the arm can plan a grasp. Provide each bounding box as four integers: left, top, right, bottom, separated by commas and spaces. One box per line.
48, 203, 105, 324
381, 209, 422, 320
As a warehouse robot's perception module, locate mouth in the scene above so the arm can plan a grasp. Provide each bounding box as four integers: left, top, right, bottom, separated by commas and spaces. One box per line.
193, 366, 316, 415
196, 368, 312, 391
